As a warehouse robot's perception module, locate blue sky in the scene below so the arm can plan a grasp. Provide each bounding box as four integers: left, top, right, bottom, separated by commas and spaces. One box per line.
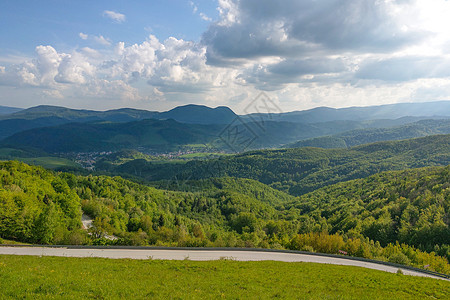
0, 1, 216, 54
1, 0, 450, 113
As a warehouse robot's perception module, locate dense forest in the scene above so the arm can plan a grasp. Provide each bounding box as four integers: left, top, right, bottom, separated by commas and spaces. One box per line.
1, 161, 449, 273
99, 134, 450, 195
282, 167, 450, 254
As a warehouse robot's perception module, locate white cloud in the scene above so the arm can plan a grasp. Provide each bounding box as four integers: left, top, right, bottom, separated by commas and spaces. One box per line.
35, 45, 62, 85
103, 10, 126, 23
76, 79, 141, 101
42, 89, 64, 99
80, 47, 101, 59
4, 0, 450, 112
199, 13, 212, 22
190, 1, 213, 22
106, 35, 235, 94
189, 1, 198, 14
78, 33, 112, 46
79, 32, 88, 40
216, 0, 240, 26
0, 36, 232, 105
55, 53, 95, 84
0, 46, 95, 97
93, 35, 111, 46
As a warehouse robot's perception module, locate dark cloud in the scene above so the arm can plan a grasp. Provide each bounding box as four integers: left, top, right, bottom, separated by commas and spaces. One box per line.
203, 0, 424, 65
269, 58, 347, 77
202, 20, 315, 64
237, 57, 349, 91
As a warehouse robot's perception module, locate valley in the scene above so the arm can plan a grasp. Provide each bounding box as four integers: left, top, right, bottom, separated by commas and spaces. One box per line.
1, 102, 449, 290
3, 2, 450, 297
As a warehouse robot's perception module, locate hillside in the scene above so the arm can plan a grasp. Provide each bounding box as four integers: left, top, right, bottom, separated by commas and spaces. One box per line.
0, 117, 72, 140
2, 103, 449, 152
0, 106, 160, 140
0, 146, 80, 170
1, 161, 449, 273
288, 119, 450, 149
157, 104, 237, 124
244, 101, 450, 124
6, 115, 446, 153
0, 161, 282, 246
107, 134, 450, 195
9, 101, 450, 125
0, 119, 366, 153
1, 105, 158, 122
2, 104, 238, 125
1, 119, 224, 152
0, 105, 22, 115
283, 166, 450, 252
151, 176, 296, 206
0, 104, 236, 133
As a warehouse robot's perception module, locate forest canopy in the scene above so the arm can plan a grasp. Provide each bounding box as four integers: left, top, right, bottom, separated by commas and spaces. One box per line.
1, 161, 449, 273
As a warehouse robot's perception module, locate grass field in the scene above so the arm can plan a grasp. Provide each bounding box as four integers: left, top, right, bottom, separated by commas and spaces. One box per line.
0, 255, 448, 299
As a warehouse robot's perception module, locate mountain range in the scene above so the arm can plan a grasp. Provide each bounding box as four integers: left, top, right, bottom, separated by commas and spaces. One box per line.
0, 104, 236, 124
1, 101, 450, 273
0, 105, 23, 115
244, 100, 450, 123
287, 119, 450, 148
1, 101, 450, 154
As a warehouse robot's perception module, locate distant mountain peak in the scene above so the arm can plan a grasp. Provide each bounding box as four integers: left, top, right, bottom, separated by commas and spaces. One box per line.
166, 104, 234, 112
159, 104, 237, 124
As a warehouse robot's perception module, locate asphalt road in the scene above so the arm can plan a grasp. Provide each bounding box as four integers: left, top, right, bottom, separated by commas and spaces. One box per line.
0, 246, 447, 281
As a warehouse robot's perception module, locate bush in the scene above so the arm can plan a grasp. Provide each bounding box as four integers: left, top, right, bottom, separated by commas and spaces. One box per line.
389, 252, 411, 265
288, 232, 450, 274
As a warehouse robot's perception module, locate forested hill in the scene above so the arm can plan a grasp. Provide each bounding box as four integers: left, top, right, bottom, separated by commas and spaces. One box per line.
244, 100, 450, 123
282, 166, 450, 254
2, 117, 419, 152
0, 105, 158, 122
0, 161, 290, 246
0, 106, 22, 115
1, 119, 223, 152
288, 118, 450, 149
108, 134, 450, 196
1, 161, 449, 273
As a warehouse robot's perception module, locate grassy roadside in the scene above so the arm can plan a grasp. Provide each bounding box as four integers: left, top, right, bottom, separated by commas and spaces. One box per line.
0, 238, 29, 245
0, 255, 448, 299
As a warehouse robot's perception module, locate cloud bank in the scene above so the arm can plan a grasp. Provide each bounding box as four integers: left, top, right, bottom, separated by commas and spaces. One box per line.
2, 0, 450, 112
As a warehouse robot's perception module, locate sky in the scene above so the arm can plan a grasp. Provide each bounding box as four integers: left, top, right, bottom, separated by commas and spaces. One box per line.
1, 0, 450, 113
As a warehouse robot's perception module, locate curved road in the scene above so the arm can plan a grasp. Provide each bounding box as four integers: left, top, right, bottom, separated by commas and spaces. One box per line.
0, 246, 447, 281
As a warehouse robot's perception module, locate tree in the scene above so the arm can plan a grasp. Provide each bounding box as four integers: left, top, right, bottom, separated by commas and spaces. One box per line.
33, 203, 59, 244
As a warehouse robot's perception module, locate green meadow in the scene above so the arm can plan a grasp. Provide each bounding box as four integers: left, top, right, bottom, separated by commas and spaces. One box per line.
0, 255, 448, 299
